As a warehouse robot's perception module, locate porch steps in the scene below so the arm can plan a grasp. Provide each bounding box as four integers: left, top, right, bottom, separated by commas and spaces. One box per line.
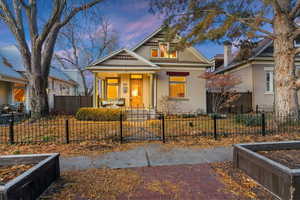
125, 109, 151, 121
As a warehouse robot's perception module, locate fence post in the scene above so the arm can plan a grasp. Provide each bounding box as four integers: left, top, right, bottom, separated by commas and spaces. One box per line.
8, 116, 14, 145
261, 113, 266, 136
240, 104, 243, 114
161, 114, 165, 143
120, 113, 123, 144
65, 119, 70, 144
213, 115, 217, 140
256, 105, 259, 113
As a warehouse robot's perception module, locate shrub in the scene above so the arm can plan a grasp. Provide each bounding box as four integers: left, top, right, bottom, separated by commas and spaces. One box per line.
235, 114, 262, 126
75, 108, 123, 121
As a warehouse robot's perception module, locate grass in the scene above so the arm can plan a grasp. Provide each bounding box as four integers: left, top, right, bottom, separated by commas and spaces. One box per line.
0, 114, 300, 144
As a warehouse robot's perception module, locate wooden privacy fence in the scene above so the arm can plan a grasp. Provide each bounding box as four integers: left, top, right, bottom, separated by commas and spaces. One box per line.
53, 96, 93, 114
206, 92, 252, 114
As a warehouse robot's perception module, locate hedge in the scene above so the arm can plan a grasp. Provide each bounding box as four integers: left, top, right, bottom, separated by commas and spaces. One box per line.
235, 114, 262, 127
75, 108, 123, 121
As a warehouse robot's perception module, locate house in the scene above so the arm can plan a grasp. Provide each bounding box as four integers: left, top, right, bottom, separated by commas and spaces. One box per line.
0, 45, 79, 112
86, 27, 211, 113
214, 39, 300, 111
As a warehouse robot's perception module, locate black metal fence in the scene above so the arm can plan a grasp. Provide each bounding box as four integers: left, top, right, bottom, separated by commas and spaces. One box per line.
1, 111, 300, 144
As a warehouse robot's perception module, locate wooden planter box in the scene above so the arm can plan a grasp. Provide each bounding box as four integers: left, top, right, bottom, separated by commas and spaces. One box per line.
0, 153, 60, 200
233, 141, 300, 200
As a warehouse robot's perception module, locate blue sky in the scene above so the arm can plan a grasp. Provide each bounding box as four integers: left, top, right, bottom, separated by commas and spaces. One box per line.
0, 0, 224, 59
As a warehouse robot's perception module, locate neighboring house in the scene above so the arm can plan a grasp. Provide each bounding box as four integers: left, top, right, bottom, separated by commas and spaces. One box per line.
214, 39, 300, 111
0, 45, 78, 112
86, 27, 211, 112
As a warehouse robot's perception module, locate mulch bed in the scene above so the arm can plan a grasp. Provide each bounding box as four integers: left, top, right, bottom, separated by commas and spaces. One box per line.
0, 164, 34, 184
211, 162, 277, 200
259, 149, 300, 169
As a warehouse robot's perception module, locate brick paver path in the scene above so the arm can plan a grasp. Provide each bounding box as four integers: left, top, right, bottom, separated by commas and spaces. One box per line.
117, 163, 236, 200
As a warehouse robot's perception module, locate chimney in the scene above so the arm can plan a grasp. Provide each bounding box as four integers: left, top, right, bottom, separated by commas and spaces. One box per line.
223, 41, 232, 67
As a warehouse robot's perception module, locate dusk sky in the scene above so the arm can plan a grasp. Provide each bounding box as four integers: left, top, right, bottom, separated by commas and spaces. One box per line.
0, 0, 224, 59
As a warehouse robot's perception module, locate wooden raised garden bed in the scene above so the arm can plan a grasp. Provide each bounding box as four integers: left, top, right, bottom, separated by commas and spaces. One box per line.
0, 153, 60, 200
233, 141, 300, 200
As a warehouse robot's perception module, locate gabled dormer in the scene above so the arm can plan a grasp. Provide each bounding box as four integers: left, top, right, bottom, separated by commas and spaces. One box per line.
132, 27, 210, 67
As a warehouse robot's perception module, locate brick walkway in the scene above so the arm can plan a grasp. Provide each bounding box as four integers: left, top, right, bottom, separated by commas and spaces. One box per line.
117, 163, 236, 200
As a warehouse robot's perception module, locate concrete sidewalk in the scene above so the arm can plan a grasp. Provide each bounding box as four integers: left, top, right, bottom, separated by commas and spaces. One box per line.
60, 144, 232, 171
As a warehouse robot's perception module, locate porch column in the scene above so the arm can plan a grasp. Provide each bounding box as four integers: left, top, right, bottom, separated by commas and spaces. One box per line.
93, 73, 99, 107
153, 74, 157, 108
149, 74, 154, 109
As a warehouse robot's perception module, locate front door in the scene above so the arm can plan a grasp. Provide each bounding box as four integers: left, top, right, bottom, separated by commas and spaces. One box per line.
130, 75, 143, 108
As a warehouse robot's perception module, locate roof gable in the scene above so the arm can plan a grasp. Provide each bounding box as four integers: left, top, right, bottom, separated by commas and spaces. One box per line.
131, 27, 210, 65
91, 49, 159, 68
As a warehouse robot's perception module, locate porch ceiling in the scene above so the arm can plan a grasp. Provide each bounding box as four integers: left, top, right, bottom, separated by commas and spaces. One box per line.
96, 71, 156, 79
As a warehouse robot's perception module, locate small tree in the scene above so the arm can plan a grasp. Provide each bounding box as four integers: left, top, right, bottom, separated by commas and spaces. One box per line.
200, 72, 241, 113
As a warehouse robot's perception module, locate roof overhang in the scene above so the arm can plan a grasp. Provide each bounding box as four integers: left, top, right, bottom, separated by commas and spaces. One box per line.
0, 74, 27, 84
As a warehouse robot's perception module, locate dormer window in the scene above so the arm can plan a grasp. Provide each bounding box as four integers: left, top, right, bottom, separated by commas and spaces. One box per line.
151, 42, 177, 58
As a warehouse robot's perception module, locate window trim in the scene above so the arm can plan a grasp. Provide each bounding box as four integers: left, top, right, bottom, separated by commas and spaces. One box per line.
168, 76, 187, 98
265, 71, 274, 94
106, 77, 120, 99
295, 40, 300, 47
150, 42, 177, 59
150, 48, 159, 58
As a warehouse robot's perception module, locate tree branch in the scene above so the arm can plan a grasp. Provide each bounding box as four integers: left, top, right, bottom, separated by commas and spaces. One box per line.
58, 0, 103, 28
290, 0, 300, 18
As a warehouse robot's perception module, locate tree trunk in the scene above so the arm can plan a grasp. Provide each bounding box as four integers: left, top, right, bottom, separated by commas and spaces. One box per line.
273, 15, 299, 119
28, 74, 49, 118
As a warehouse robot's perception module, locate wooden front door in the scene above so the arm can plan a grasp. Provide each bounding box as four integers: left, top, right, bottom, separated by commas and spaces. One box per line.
130, 77, 143, 107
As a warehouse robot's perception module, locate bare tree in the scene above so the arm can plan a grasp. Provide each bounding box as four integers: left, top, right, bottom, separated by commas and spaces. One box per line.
151, 0, 300, 119
0, 0, 103, 118
54, 12, 119, 96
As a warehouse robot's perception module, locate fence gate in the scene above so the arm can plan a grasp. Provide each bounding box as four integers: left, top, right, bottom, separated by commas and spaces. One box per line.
120, 109, 164, 142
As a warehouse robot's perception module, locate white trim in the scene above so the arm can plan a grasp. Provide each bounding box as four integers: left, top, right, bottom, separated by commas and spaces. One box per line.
161, 67, 206, 71
0, 75, 27, 84
89, 48, 159, 68
264, 67, 274, 71
87, 66, 160, 70
131, 26, 210, 64
154, 62, 209, 66
265, 70, 274, 93
132, 27, 163, 51
188, 47, 211, 64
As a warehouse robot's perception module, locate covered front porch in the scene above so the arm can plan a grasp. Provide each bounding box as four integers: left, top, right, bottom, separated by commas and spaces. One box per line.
92, 71, 157, 109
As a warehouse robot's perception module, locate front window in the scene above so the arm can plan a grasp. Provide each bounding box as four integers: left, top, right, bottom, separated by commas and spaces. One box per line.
169, 76, 186, 97
151, 42, 177, 58
106, 78, 119, 99
13, 83, 25, 102
265, 71, 273, 93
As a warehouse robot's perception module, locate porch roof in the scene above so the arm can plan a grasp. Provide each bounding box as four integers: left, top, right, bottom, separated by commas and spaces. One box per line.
86, 49, 160, 72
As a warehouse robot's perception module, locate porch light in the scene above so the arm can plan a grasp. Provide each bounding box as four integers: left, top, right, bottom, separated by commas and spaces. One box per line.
132, 88, 139, 97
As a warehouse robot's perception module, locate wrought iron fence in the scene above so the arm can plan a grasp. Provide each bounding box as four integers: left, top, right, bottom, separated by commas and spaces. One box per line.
0, 111, 300, 144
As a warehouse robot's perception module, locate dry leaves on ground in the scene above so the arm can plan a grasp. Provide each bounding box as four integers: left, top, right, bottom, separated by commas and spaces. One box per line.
211, 162, 276, 200
40, 168, 141, 200
0, 141, 144, 157
0, 164, 34, 184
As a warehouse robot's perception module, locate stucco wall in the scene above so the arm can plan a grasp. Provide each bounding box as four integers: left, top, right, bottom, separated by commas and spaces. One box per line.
0, 81, 11, 105
156, 69, 206, 113
225, 64, 253, 92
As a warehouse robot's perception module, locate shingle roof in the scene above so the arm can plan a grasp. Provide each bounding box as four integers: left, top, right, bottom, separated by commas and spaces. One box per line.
0, 63, 24, 80
215, 38, 272, 73
0, 45, 77, 84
